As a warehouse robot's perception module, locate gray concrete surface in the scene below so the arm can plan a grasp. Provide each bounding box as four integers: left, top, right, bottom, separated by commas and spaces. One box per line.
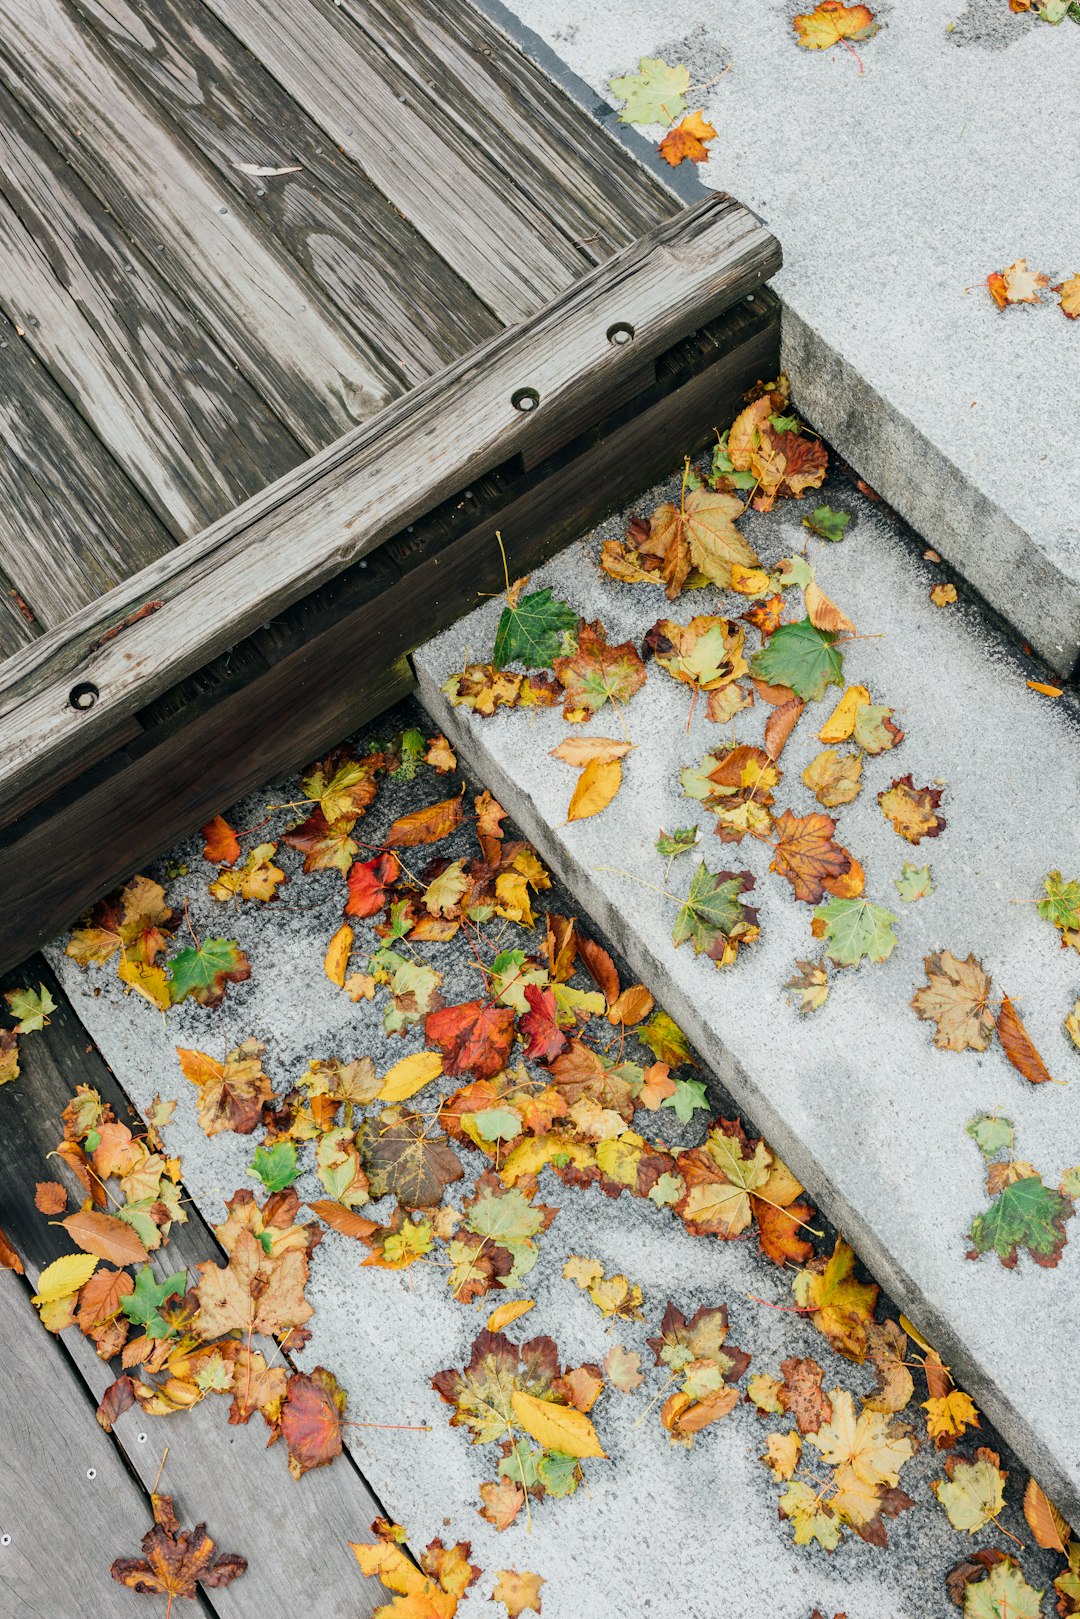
415, 471, 1080, 1530
501, 0, 1080, 672
41, 699, 1058, 1619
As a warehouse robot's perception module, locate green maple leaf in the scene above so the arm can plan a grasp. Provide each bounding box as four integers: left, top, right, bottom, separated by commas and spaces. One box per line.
120, 1264, 187, 1339
894, 863, 933, 902
608, 56, 690, 124
169, 937, 250, 1008
656, 826, 700, 860
966, 1114, 1015, 1159
250, 1141, 300, 1193
4, 983, 56, 1033
968, 1174, 1073, 1268
812, 897, 898, 966
493, 587, 578, 670
660, 1077, 710, 1124
1037, 869, 1080, 932
750, 618, 844, 701
648, 1171, 686, 1208
672, 862, 755, 956
802, 505, 851, 543
965, 1558, 1043, 1619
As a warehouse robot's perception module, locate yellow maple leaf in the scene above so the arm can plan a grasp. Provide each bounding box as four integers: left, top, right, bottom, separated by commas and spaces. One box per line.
793, 1236, 878, 1360
793, 1, 879, 49
1056, 274, 1080, 318
657, 110, 717, 166
923, 1389, 980, 1444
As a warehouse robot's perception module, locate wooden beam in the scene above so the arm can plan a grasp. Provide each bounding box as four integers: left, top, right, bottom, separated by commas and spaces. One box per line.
0, 196, 780, 824
0, 291, 779, 971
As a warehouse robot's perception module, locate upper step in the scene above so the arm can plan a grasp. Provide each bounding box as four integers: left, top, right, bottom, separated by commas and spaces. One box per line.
415, 466, 1080, 1524
498, 0, 1080, 675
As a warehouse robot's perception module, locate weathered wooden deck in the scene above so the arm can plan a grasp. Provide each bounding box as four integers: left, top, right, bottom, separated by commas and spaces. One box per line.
0, 10, 778, 1605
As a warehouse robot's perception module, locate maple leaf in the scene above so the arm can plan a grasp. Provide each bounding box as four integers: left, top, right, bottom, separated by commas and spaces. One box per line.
932, 1447, 1008, 1533
750, 618, 843, 701
284, 810, 359, 874
208, 841, 285, 903
802, 748, 862, 808
279, 1366, 347, 1479
672, 863, 759, 966
912, 951, 995, 1052
491, 1568, 545, 1617
794, 2, 880, 49
563, 1255, 643, 1319
120, 1264, 187, 1339
5, 983, 56, 1033
769, 810, 853, 904
359, 1111, 464, 1208
302, 747, 382, 824
493, 586, 578, 669
805, 1388, 915, 1543
609, 56, 690, 124
518, 985, 568, 1062
803, 505, 851, 542
169, 937, 250, 1008
426, 999, 516, 1079
251, 1141, 301, 1192
111, 1497, 246, 1605
967, 1168, 1073, 1268
895, 863, 933, 902
345, 851, 400, 918
658, 109, 717, 166
931, 582, 958, 608
195, 1227, 313, 1339
863, 1319, 914, 1414
604, 1344, 644, 1393
924, 1387, 981, 1449
442, 664, 560, 716
728, 398, 829, 510
1037, 869, 1080, 947
361, 1208, 435, 1270
478, 1477, 526, 1531
1056, 273, 1080, 318
553, 620, 646, 723
986, 258, 1050, 308
177, 1039, 272, 1136
812, 896, 898, 967
785, 958, 829, 1014
778, 1479, 843, 1550
997, 994, 1055, 1084
964, 1557, 1043, 1619
200, 814, 240, 865
645, 615, 747, 695
793, 1236, 879, 1360
879, 774, 946, 843
67, 876, 177, 968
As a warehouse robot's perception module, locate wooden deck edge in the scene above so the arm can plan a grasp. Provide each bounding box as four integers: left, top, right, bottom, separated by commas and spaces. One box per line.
0, 194, 779, 821
0, 290, 779, 973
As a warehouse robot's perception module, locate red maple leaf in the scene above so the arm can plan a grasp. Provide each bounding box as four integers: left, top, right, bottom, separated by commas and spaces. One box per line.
518, 984, 568, 1063
344, 852, 400, 918
425, 1000, 516, 1079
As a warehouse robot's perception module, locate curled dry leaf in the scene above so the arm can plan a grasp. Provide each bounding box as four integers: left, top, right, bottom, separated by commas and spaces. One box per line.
997, 995, 1056, 1085
878, 775, 946, 844
111, 1496, 247, 1604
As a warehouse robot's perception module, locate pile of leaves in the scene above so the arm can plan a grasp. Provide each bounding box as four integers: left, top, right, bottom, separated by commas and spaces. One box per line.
353, 1518, 544, 1618
1, 980, 55, 1085
965, 1114, 1076, 1269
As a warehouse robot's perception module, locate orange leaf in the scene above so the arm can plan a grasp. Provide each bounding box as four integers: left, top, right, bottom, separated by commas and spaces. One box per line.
1022, 1476, 1070, 1553
608, 984, 655, 1027
306, 1200, 380, 1241
764, 697, 805, 762
35, 1181, 68, 1214
997, 995, 1055, 1085
576, 933, 620, 1007
794, 1, 879, 49
769, 809, 853, 903
0, 1224, 23, 1273
386, 794, 463, 848
201, 814, 240, 866
658, 109, 717, 167
280, 1366, 346, 1479
324, 923, 353, 987
62, 1210, 149, 1266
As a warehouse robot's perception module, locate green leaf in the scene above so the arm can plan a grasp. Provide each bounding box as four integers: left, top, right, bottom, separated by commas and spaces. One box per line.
965, 1560, 1043, 1619
966, 1114, 1014, 1159
639, 1010, 696, 1070
467, 1107, 524, 1142
499, 1439, 542, 1489
711, 433, 757, 490
169, 937, 250, 1008
894, 863, 933, 902
647, 1171, 686, 1208
390, 728, 425, 781
672, 863, 756, 957
250, 1141, 300, 1192
769, 413, 799, 434
120, 1264, 187, 1338
750, 618, 844, 701
493, 587, 579, 670
608, 56, 690, 124
4, 984, 56, 1033
1037, 869, 1080, 932
660, 1078, 710, 1125
812, 897, 898, 966
802, 505, 851, 543
536, 1449, 580, 1497
968, 1174, 1073, 1267
656, 826, 700, 859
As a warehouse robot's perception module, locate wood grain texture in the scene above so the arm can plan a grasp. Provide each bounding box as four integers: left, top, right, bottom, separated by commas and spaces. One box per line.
0, 312, 174, 626
0, 1271, 167, 1619
0, 567, 39, 658
0, 292, 779, 967
340, 0, 679, 261
0, 0, 392, 448
196, 0, 589, 321
0, 959, 393, 1618
0, 196, 780, 816
70, 0, 500, 385
0, 83, 303, 536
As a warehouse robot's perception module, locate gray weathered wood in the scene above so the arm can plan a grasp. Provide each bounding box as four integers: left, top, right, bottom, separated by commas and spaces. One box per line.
0, 963, 393, 1617
0, 568, 39, 658
196, 0, 590, 321
0, 1270, 178, 1619
69, 0, 500, 385
0, 0, 392, 449
341, 0, 679, 260
0, 84, 304, 536
0, 194, 780, 816
0, 313, 174, 626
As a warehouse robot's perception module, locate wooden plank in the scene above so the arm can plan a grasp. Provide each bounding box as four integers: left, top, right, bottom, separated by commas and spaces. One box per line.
70, 0, 500, 386
0, 196, 780, 818
0, 1271, 180, 1619
0, 0, 393, 450
0, 312, 174, 626
0, 291, 779, 967
0, 567, 39, 658
337, 0, 679, 261
0, 959, 394, 1617
0, 84, 303, 537
196, 0, 590, 321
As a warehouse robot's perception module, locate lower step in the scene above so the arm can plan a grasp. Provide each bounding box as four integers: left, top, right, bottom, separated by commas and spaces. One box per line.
415, 457, 1080, 1524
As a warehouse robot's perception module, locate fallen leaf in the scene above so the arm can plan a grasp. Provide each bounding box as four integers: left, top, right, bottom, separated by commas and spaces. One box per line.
280, 1366, 347, 1478
510, 1387, 605, 1458
785, 958, 829, 1014
778, 1355, 833, 1434
177, 1040, 272, 1136
111, 1498, 246, 1603
492, 1568, 546, 1617
895, 863, 933, 902
487, 1299, 536, 1333
324, 923, 353, 986
931, 582, 958, 607
609, 56, 691, 124
35, 1181, 68, 1214
1055, 274, 1080, 318
553, 620, 646, 723
566, 756, 623, 822
493, 586, 579, 670
208, 841, 285, 903
793, 1236, 878, 1360
658, 109, 717, 165
751, 619, 843, 702
4, 983, 56, 1033
478, 1477, 526, 1531
169, 937, 250, 1008
987, 258, 1050, 308
200, 815, 240, 865
878, 775, 946, 843
359, 1112, 464, 1208
932, 1448, 1008, 1533
549, 737, 632, 766
803, 505, 851, 542
426, 1000, 516, 1080
802, 748, 862, 808
813, 896, 898, 967
912, 951, 995, 1052
997, 995, 1055, 1084
794, 1, 880, 49
604, 1344, 644, 1393
769, 810, 852, 903
1023, 1476, 1070, 1552
386, 795, 464, 848
376, 1050, 444, 1103
62, 1210, 148, 1267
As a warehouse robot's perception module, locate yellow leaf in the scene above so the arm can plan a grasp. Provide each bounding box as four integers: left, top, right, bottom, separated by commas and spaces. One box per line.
324, 923, 353, 987
567, 757, 623, 823
549, 737, 632, 766
1027, 680, 1063, 698
1023, 1476, 1071, 1553
377, 1051, 444, 1103
510, 1387, 606, 1458
486, 1299, 536, 1333
117, 959, 171, 1012
818, 684, 870, 742
32, 1252, 99, 1304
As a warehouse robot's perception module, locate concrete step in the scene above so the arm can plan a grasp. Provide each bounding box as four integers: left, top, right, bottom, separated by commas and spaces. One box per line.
415, 465, 1080, 1531
43, 694, 1062, 1618
493, 0, 1080, 674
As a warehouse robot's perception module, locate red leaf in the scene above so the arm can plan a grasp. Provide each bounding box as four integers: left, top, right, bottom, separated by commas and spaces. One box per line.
344, 852, 400, 918
425, 1001, 516, 1080
201, 815, 240, 866
518, 985, 568, 1063
97, 1375, 136, 1432
279, 1367, 346, 1479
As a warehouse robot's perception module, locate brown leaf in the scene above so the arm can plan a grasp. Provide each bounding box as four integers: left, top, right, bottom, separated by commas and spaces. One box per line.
997, 995, 1056, 1085
111, 1502, 247, 1601
279, 1366, 347, 1479
200, 815, 240, 866
62, 1210, 148, 1266
912, 951, 995, 1053
878, 774, 946, 844
607, 984, 654, 1027
386, 794, 464, 847
0, 1224, 23, 1274
1022, 1476, 1070, 1552
769, 810, 852, 904
35, 1181, 68, 1214
306, 1200, 380, 1241
478, 1477, 525, 1531
176, 1040, 273, 1136
777, 1356, 833, 1434
97, 1375, 136, 1432
764, 697, 805, 762
576, 933, 620, 1007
